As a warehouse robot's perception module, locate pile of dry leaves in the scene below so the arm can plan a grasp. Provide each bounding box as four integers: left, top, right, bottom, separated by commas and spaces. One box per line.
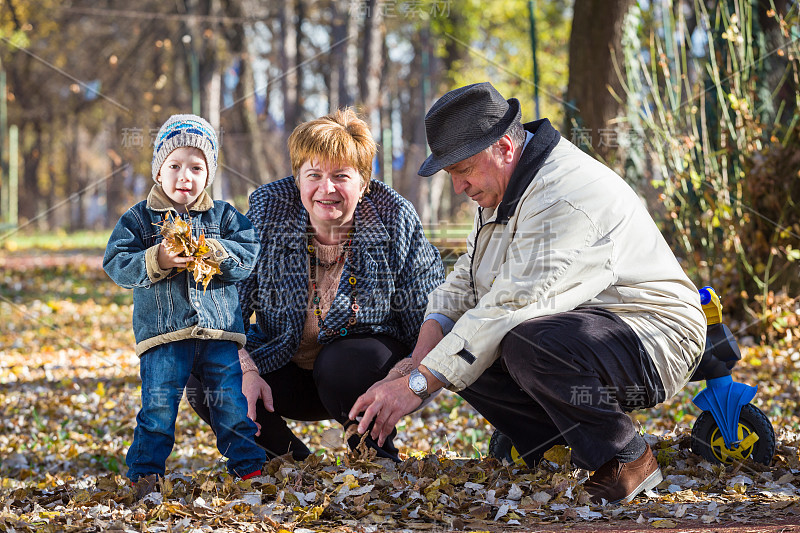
1, 251, 799, 532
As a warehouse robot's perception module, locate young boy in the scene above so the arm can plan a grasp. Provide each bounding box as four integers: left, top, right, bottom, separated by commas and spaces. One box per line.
103, 114, 265, 493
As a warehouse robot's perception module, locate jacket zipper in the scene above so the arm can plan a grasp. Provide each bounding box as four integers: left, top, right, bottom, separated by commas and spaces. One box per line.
179, 211, 199, 297
469, 208, 505, 304
468, 208, 483, 304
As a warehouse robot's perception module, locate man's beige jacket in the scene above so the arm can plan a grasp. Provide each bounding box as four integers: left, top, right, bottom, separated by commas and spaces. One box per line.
422, 133, 706, 399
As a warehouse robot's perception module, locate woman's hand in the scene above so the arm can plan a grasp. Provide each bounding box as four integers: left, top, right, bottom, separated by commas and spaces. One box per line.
157, 241, 192, 270
242, 371, 274, 437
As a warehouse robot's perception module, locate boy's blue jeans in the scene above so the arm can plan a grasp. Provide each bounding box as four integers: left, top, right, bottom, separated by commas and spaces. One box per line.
126, 339, 265, 482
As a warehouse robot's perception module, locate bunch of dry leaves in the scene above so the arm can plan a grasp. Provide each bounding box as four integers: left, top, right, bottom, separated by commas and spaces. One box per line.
156, 214, 221, 290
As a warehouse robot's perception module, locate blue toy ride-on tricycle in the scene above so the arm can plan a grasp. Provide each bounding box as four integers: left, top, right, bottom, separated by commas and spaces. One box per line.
687, 286, 775, 465
488, 286, 776, 466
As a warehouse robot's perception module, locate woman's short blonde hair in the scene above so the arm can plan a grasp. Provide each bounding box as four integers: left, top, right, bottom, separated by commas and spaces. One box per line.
288, 108, 378, 193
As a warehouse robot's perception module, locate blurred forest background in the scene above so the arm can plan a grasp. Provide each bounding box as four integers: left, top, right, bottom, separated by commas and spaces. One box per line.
0, 0, 798, 336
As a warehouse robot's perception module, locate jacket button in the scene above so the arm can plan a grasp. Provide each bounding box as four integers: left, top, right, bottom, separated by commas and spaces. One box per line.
154, 273, 160, 278
216, 251, 223, 257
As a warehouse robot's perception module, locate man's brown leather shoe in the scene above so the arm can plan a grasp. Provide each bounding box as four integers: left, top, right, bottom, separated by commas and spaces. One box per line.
584, 444, 662, 504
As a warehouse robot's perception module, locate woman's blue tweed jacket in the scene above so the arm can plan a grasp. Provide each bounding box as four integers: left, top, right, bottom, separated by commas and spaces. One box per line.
238, 176, 445, 373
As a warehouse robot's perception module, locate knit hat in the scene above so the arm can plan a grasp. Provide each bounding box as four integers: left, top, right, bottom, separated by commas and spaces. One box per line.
151, 114, 219, 188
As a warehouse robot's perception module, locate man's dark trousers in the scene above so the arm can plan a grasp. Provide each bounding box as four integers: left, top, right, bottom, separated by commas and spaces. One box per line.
459, 308, 665, 470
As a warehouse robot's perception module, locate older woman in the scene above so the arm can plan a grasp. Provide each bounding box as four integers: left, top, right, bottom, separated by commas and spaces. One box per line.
187, 108, 444, 461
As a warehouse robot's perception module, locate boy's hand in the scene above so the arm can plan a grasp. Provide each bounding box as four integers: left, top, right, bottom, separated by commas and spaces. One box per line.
157, 241, 192, 270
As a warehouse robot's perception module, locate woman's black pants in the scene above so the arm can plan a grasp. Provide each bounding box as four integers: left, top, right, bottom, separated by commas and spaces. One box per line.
186, 334, 407, 462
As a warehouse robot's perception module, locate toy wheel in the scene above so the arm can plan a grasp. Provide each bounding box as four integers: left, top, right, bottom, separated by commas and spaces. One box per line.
691, 403, 775, 465
488, 430, 524, 465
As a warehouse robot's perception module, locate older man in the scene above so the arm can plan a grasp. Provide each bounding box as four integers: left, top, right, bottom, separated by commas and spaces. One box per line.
350, 82, 706, 504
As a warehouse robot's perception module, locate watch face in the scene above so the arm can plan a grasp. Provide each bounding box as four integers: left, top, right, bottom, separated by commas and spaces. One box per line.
409, 373, 426, 393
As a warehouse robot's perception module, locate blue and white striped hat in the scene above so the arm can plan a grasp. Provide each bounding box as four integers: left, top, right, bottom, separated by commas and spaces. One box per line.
152, 114, 219, 188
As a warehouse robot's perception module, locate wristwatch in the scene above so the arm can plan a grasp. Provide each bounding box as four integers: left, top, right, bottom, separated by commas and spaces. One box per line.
408, 368, 430, 401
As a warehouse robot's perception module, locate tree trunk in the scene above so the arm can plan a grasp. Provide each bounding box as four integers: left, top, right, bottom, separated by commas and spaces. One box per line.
329, 11, 342, 111
359, 0, 384, 128
68, 116, 86, 231
203, 69, 222, 199
380, 90, 392, 185
294, 0, 305, 122
343, 11, 358, 111
239, 59, 273, 185
19, 121, 42, 225
564, 0, 633, 162
428, 9, 467, 222
279, 2, 299, 130
106, 117, 127, 226
398, 29, 428, 217
186, 0, 224, 197
46, 162, 56, 231
377, 33, 391, 184
221, 0, 272, 189
438, 3, 469, 94
330, 2, 358, 110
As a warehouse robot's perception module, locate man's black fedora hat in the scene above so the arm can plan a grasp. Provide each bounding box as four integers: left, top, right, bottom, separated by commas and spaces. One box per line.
418, 82, 521, 177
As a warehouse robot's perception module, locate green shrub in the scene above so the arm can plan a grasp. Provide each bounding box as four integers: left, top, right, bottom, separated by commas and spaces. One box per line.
616, 0, 799, 337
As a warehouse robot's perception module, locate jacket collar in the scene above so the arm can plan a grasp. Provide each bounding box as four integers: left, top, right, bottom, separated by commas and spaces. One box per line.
146, 184, 214, 213
353, 194, 391, 245
492, 118, 561, 224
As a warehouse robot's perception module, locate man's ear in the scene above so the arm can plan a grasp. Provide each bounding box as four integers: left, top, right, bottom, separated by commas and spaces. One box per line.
498, 134, 515, 163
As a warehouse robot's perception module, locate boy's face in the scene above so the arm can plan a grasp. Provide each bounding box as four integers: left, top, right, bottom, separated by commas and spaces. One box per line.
157, 146, 208, 213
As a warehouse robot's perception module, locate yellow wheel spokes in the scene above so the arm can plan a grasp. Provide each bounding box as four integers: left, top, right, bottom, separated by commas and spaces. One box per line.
709, 423, 760, 463
510, 446, 525, 466
738, 432, 760, 451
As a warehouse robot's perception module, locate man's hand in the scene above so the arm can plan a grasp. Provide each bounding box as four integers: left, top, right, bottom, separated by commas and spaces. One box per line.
349, 365, 445, 446
349, 376, 422, 446
242, 371, 273, 437
361, 373, 395, 398
349, 319, 449, 446
157, 241, 192, 270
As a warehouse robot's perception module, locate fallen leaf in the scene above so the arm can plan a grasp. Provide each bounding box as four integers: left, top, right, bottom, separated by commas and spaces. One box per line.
652, 518, 678, 528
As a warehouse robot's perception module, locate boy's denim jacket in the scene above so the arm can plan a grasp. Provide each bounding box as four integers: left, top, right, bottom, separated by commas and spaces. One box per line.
103, 185, 260, 356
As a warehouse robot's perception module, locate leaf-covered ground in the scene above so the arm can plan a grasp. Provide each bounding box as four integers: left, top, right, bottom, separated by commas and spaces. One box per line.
1, 250, 800, 532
